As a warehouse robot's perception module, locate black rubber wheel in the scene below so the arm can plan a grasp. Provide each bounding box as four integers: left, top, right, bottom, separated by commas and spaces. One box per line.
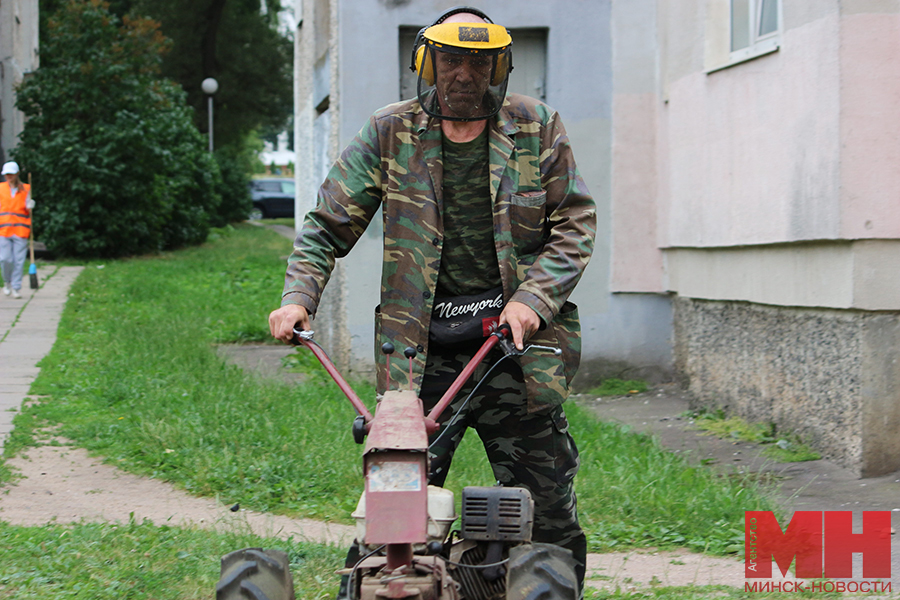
216, 547, 295, 600
505, 543, 578, 600
248, 205, 266, 221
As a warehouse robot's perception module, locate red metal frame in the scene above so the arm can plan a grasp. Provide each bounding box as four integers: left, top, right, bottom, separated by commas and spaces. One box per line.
293, 326, 511, 578
294, 335, 374, 423
425, 328, 507, 424
293, 327, 510, 427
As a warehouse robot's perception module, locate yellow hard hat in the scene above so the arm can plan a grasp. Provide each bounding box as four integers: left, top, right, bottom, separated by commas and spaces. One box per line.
409, 7, 514, 121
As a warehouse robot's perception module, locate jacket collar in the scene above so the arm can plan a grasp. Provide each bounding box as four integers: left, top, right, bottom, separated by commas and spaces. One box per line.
494, 99, 520, 137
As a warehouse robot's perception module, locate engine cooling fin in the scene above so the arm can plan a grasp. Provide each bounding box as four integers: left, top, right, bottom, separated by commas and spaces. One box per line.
454, 544, 506, 600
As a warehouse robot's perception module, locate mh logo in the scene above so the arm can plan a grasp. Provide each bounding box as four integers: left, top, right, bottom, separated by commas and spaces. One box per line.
745, 511, 892, 579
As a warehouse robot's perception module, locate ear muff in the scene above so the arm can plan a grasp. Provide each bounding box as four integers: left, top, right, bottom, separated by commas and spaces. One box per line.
492, 50, 511, 86
414, 44, 436, 86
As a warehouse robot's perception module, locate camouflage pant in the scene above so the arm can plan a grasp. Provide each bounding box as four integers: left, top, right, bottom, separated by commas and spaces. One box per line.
421, 341, 587, 590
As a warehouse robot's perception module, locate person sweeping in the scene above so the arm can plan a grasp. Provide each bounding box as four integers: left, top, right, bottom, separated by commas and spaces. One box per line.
0, 162, 36, 299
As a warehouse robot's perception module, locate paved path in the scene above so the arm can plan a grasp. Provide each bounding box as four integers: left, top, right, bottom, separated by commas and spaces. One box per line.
0, 265, 83, 452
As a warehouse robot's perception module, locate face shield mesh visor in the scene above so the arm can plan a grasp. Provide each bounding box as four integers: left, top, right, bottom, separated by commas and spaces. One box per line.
417, 44, 511, 122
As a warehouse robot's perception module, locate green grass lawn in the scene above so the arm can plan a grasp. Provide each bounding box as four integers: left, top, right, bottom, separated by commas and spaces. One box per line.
0, 223, 780, 596
0, 518, 830, 600
0, 518, 343, 599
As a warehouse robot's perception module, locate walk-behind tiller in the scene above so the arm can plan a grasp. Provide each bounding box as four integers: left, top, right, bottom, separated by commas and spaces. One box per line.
216, 325, 577, 600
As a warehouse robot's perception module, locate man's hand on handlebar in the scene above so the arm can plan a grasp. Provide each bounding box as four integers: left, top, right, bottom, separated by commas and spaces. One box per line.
499, 301, 540, 351
269, 304, 311, 344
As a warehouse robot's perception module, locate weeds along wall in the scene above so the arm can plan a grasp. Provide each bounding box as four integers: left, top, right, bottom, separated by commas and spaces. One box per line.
673, 297, 900, 478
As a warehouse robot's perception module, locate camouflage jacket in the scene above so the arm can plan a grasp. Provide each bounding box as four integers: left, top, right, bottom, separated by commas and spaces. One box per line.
282, 93, 596, 412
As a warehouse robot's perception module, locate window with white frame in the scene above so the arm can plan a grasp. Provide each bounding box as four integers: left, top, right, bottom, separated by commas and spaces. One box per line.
730, 0, 780, 61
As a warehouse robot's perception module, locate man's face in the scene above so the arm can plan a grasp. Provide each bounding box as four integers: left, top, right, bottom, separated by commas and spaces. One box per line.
4, 173, 18, 186
434, 50, 492, 119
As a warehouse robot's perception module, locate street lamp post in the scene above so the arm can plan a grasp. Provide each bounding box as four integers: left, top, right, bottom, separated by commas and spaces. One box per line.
201, 78, 219, 152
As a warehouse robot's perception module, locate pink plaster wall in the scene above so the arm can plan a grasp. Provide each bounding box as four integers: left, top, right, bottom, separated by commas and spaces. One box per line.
660, 14, 842, 248
611, 93, 664, 291
611, 9, 900, 294
839, 13, 900, 239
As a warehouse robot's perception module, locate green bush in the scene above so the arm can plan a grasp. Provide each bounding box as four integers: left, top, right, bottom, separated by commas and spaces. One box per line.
211, 147, 253, 227
13, 0, 222, 258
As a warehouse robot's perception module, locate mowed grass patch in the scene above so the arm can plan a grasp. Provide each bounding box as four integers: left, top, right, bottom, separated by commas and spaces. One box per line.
5, 223, 774, 557
0, 518, 343, 600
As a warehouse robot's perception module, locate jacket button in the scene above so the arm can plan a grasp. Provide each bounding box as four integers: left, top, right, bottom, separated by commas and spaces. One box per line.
432, 237, 440, 246
416, 344, 424, 353
423, 291, 431, 299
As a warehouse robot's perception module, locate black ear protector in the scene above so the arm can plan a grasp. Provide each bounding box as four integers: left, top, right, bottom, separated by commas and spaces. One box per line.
410, 6, 510, 87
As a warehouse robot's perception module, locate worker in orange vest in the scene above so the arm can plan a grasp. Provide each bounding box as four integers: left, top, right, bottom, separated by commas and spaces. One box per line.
1, 162, 35, 299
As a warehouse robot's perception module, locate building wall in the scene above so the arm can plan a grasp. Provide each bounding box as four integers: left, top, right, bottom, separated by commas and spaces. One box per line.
612, 0, 900, 476
0, 0, 39, 163
664, 4, 842, 250
649, 1, 900, 310
839, 3, 900, 241
675, 297, 900, 478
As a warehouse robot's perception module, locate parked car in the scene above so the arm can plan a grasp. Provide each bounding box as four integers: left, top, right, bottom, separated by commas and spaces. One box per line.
248, 178, 295, 220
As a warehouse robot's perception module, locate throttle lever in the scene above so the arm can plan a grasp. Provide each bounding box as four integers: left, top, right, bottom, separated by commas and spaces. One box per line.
493, 323, 519, 356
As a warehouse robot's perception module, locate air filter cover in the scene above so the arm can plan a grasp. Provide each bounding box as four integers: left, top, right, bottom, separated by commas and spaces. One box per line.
460, 486, 534, 542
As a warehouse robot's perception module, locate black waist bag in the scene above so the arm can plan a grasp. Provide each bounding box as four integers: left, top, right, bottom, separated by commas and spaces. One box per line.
429, 286, 504, 347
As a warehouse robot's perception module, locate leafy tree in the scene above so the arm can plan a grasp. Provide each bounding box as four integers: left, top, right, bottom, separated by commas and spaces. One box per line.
37, 0, 293, 225
14, 0, 222, 258
109, 0, 294, 151
127, 0, 292, 223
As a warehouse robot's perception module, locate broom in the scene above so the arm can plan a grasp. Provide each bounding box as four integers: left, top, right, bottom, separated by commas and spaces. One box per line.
28, 173, 38, 289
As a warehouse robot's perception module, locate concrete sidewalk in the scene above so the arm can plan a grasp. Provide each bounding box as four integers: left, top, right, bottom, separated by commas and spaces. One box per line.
0, 265, 83, 452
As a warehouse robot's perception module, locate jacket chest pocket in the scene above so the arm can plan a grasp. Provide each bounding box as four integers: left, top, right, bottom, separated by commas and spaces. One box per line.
509, 191, 547, 255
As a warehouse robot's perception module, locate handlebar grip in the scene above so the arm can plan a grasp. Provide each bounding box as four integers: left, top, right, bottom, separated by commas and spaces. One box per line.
291, 327, 314, 346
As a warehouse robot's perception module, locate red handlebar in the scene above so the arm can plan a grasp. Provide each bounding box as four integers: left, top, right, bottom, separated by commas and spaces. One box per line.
292, 330, 374, 423
293, 325, 512, 433
424, 325, 511, 425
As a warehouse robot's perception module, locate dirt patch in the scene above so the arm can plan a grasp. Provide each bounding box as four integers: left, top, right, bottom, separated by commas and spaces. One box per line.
586, 549, 746, 591
0, 442, 353, 545
215, 343, 305, 386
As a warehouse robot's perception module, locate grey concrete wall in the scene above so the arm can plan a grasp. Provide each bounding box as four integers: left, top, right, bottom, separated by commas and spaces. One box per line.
575, 293, 674, 388
674, 297, 900, 477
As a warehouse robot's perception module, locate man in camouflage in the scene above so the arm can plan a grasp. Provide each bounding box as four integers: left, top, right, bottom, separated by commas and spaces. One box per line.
269, 6, 596, 593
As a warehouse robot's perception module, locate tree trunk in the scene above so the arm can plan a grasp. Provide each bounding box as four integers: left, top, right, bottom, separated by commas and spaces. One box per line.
202, 0, 227, 78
